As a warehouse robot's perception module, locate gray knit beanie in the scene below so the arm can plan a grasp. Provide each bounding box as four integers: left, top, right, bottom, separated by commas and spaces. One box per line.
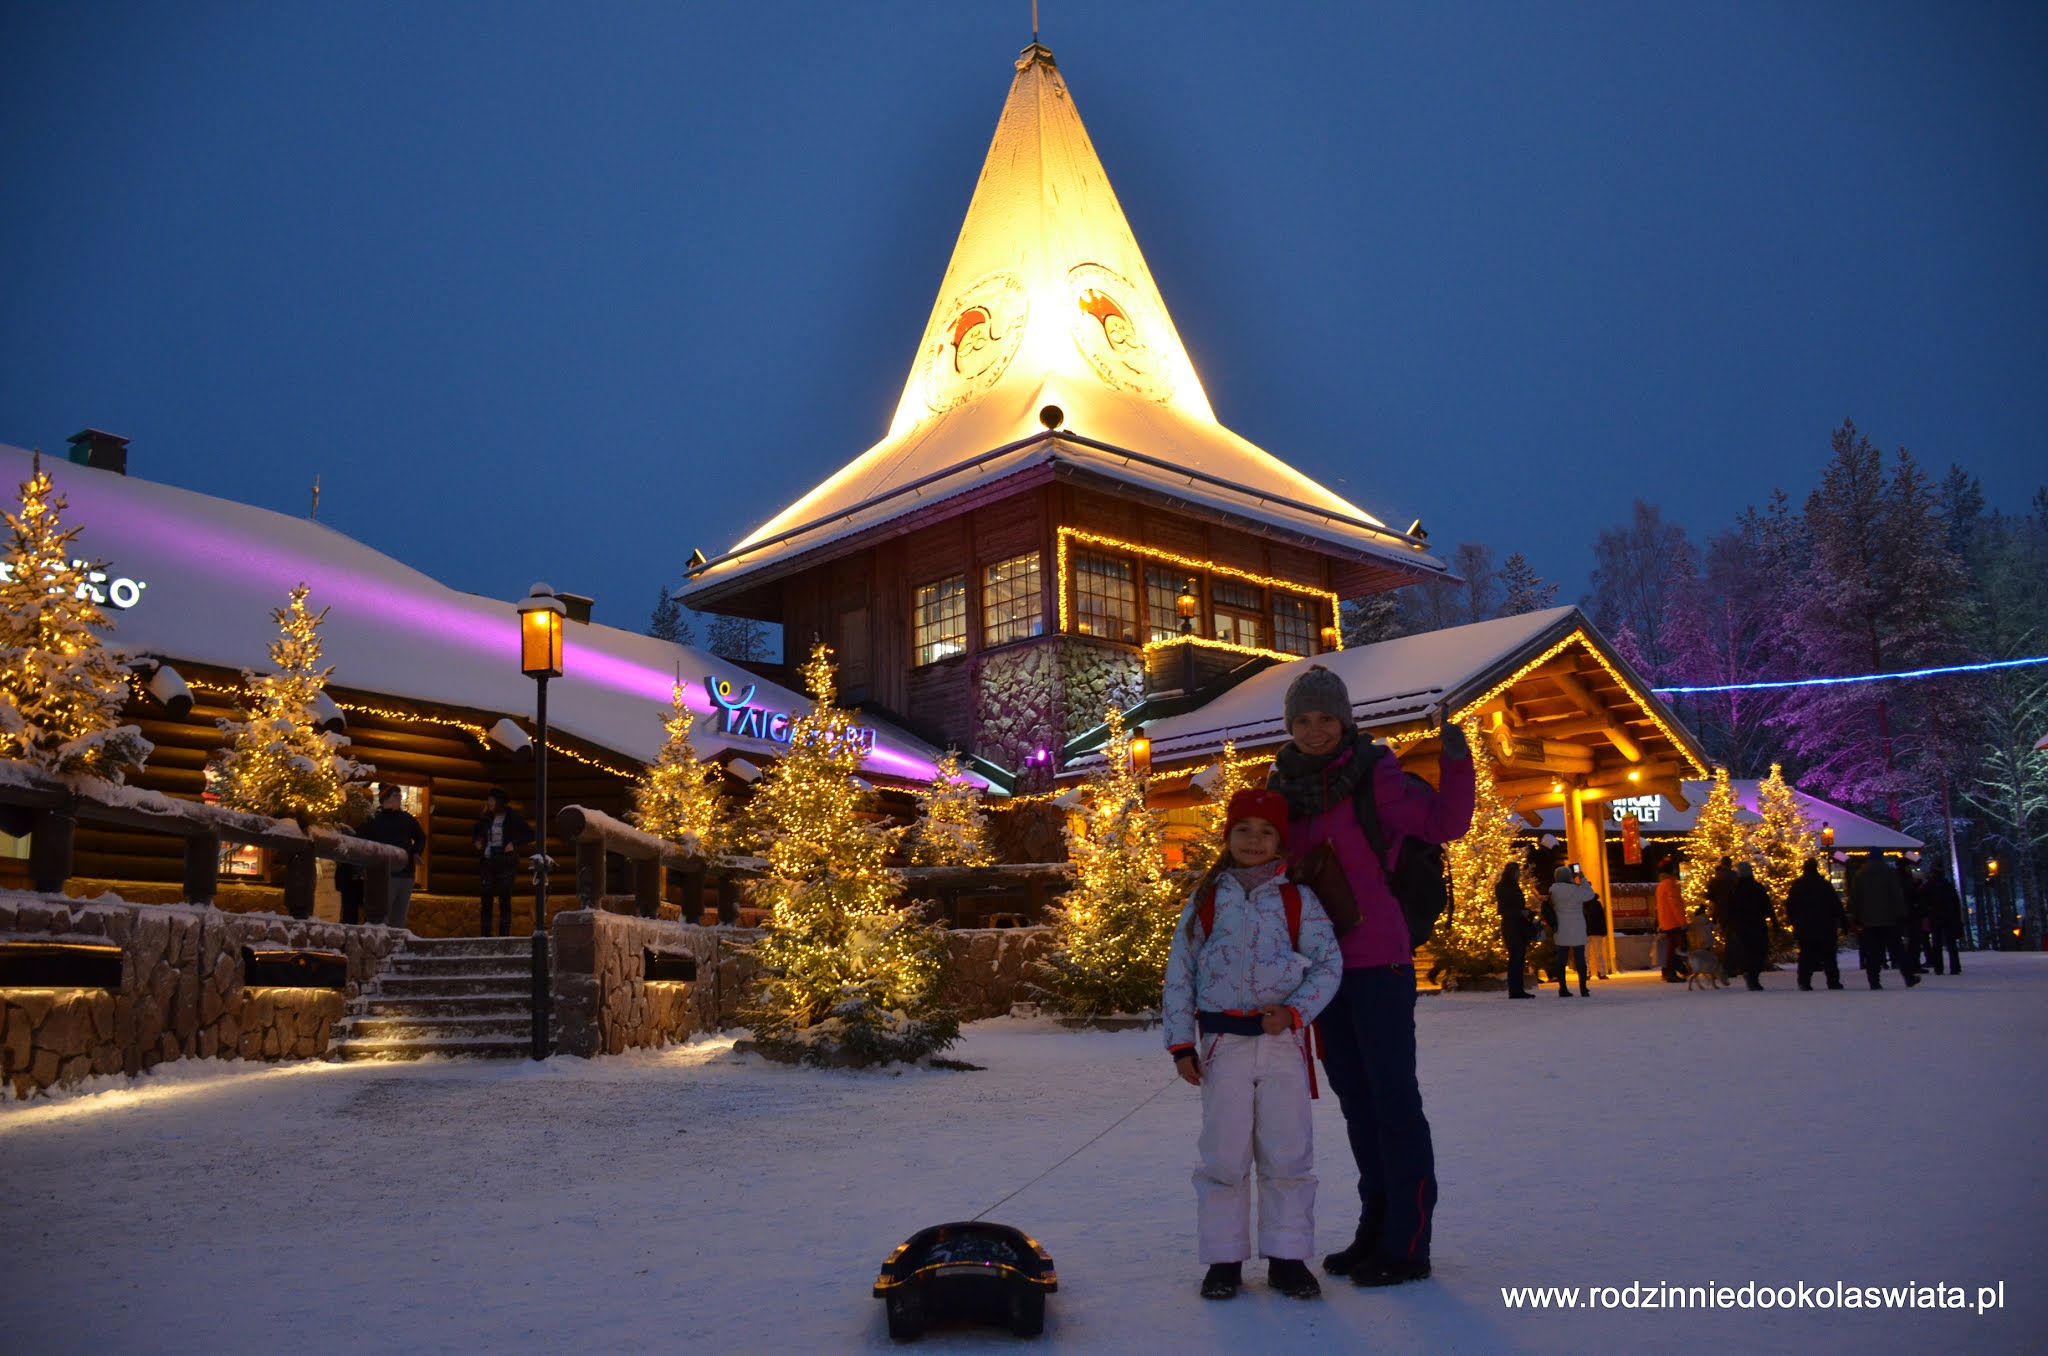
1284, 664, 1354, 733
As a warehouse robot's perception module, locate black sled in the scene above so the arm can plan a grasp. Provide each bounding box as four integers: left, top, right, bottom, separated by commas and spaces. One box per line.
872, 1221, 1057, 1342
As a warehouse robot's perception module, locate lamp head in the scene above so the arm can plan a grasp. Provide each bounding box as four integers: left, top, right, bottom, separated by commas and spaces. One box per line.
517, 582, 566, 678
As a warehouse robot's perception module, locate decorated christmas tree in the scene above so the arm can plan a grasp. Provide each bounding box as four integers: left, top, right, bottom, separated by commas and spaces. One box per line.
632, 681, 725, 857
905, 748, 993, 866
1431, 719, 1519, 984
740, 641, 956, 1066
1681, 766, 1749, 916
1038, 708, 1181, 1017
212, 584, 371, 825
1749, 762, 1817, 908
0, 454, 152, 779
1182, 739, 1260, 875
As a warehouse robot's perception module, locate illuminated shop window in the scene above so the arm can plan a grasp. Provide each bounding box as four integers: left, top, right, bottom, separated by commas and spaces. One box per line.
1210, 579, 1264, 650
982, 553, 1044, 647
1144, 566, 1187, 642
1072, 551, 1137, 642
914, 574, 968, 665
1273, 595, 1318, 657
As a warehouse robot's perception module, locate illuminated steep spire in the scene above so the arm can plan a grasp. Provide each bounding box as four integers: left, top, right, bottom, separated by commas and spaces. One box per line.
888, 42, 1214, 436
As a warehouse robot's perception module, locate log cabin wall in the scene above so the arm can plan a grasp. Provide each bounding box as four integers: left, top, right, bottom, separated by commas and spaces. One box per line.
67, 663, 635, 912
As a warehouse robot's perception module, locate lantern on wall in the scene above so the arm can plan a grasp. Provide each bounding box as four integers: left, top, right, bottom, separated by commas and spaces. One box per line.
1175, 579, 1198, 633
1320, 623, 1340, 652
1129, 733, 1151, 778
1820, 822, 1834, 850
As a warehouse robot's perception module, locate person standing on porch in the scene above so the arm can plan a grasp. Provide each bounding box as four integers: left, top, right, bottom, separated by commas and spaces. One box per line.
471, 787, 534, 937
361, 784, 425, 932
1267, 665, 1473, 1288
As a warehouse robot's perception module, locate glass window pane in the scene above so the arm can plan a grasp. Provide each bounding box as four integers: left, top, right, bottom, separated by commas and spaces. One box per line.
982, 553, 1044, 647
914, 574, 968, 665
1144, 567, 1188, 642
1072, 551, 1136, 642
1273, 595, 1317, 656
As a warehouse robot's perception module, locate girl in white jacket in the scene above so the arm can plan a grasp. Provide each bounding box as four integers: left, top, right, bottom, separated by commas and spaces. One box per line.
1163, 789, 1343, 1301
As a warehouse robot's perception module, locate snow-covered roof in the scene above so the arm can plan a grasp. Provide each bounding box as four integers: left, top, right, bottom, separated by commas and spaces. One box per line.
679, 44, 1446, 607
1520, 780, 1922, 851
0, 444, 983, 790
1130, 607, 1586, 764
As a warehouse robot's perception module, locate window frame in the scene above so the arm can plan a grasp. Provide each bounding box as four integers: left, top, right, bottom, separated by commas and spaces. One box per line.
1070, 550, 1138, 644
912, 572, 969, 666
980, 552, 1045, 649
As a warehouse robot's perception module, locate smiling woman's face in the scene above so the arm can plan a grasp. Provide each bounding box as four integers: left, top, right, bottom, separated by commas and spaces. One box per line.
1289, 709, 1344, 756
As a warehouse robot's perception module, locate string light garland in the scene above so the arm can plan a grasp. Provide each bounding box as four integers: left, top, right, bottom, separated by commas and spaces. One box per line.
905, 748, 995, 866
1054, 527, 1340, 647
631, 682, 726, 856
1449, 629, 1707, 778
1140, 632, 1308, 666
1654, 654, 2048, 695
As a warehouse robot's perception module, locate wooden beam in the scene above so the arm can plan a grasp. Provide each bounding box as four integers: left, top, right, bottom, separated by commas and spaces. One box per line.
1547, 669, 1644, 762
1488, 728, 1594, 775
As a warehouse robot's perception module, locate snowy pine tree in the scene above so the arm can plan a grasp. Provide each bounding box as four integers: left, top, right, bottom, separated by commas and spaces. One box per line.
647, 587, 694, 646
740, 642, 956, 1066
1183, 739, 1260, 875
1038, 708, 1180, 1017
705, 613, 773, 663
0, 455, 152, 780
1432, 720, 1519, 983
1775, 423, 1973, 824
905, 749, 993, 866
1497, 552, 1558, 616
632, 681, 724, 857
1749, 763, 1817, 907
212, 585, 371, 825
1681, 767, 1749, 917
1340, 592, 1401, 647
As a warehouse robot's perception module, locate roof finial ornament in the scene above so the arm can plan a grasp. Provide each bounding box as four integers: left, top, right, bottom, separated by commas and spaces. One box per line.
1018, 1, 1055, 71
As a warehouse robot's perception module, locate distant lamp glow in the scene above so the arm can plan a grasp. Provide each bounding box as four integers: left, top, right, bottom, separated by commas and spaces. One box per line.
1820, 822, 1834, 849
1129, 734, 1151, 777
518, 583, 566, 678
1627, 769, 1641, 783
1175, 578, 1198, 630
1987, 858, 2000, 879
1320, 624, 1340, 652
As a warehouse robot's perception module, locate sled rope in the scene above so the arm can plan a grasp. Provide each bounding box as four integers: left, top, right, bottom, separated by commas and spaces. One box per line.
971, 1073, 1180, 1222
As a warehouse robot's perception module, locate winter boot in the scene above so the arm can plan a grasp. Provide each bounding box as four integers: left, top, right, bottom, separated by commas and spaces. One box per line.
1269, 1258, 1321, 1299
1323, 1231, 1374, 1276
1558, 985, 1571, 997
1579, 982, 1590, 996
1351, 1255, 1433, 1288
1200, 1262, 1241, 1300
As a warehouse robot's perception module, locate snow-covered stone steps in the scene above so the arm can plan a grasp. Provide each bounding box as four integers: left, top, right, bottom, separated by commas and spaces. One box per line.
372, 972, 530, 996
360, 994, 529, 1019
328, 934, 538, 1062
343, 1013, 531, 1042
327, 1032, 533, 1061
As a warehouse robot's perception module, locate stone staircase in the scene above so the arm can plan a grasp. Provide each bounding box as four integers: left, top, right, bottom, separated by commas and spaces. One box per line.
328, 936, 536, 1061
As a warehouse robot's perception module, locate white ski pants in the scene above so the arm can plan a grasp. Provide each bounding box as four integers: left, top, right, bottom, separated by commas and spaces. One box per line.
1192, 1030, 1316, 1264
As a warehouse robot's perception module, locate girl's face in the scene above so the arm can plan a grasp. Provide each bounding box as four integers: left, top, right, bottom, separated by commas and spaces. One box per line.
1228, 816, 1283, 868
1289, 709, 1344, 756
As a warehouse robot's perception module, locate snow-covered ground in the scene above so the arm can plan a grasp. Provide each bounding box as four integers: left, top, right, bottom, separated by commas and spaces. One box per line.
6, 955, 2043, 1355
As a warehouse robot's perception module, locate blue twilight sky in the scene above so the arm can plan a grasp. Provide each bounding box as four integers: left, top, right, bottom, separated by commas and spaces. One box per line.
3, 1, 2044, 635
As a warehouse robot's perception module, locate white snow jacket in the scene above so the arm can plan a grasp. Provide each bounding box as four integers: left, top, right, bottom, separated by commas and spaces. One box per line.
1162, 866, 1343, 1053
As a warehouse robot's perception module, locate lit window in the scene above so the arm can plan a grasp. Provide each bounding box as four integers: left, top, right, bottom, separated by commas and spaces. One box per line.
1144, 567, 1186, 642
1211, 579, 1264, 649
914, 575, 968, 665
1072, 551, 1137, 642
982, 553, 1044, 647
203, 759, 265, 876
1273, 595, 1317, 656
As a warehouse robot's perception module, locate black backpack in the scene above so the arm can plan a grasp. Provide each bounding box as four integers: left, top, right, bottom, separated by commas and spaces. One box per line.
1353, 746, 1452, 950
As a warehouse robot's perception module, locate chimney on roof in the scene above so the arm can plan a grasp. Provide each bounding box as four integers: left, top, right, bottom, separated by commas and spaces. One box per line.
556, 592, 594, 624
67, 429, 130, 475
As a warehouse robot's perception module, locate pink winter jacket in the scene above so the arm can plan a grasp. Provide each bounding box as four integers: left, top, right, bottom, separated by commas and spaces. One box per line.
1283, 743, 1476, 969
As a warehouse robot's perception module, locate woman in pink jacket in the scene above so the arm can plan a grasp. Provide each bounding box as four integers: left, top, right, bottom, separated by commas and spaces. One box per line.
1267, 666, 1474, 1288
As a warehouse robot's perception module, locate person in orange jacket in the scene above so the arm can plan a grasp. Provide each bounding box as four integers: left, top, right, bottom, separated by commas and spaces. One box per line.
1656, 860, 1688, 982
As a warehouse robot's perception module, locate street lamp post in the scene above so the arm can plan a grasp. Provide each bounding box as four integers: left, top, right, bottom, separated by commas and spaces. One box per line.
518, 582, 565, 1060
1175, 578, 1198, 693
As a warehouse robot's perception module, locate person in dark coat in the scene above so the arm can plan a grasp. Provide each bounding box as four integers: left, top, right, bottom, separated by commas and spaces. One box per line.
1923, 868, 1965, 974
1706, 859, 1740, 974
1726, 862, 1774, 990
1494, 861, 1535, 999
360, 784, 426, 931
1899, 862, 1930, 970
472, 787, 535, 936
1848, 854, 1920, 989
1784, 859, 1846, 990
